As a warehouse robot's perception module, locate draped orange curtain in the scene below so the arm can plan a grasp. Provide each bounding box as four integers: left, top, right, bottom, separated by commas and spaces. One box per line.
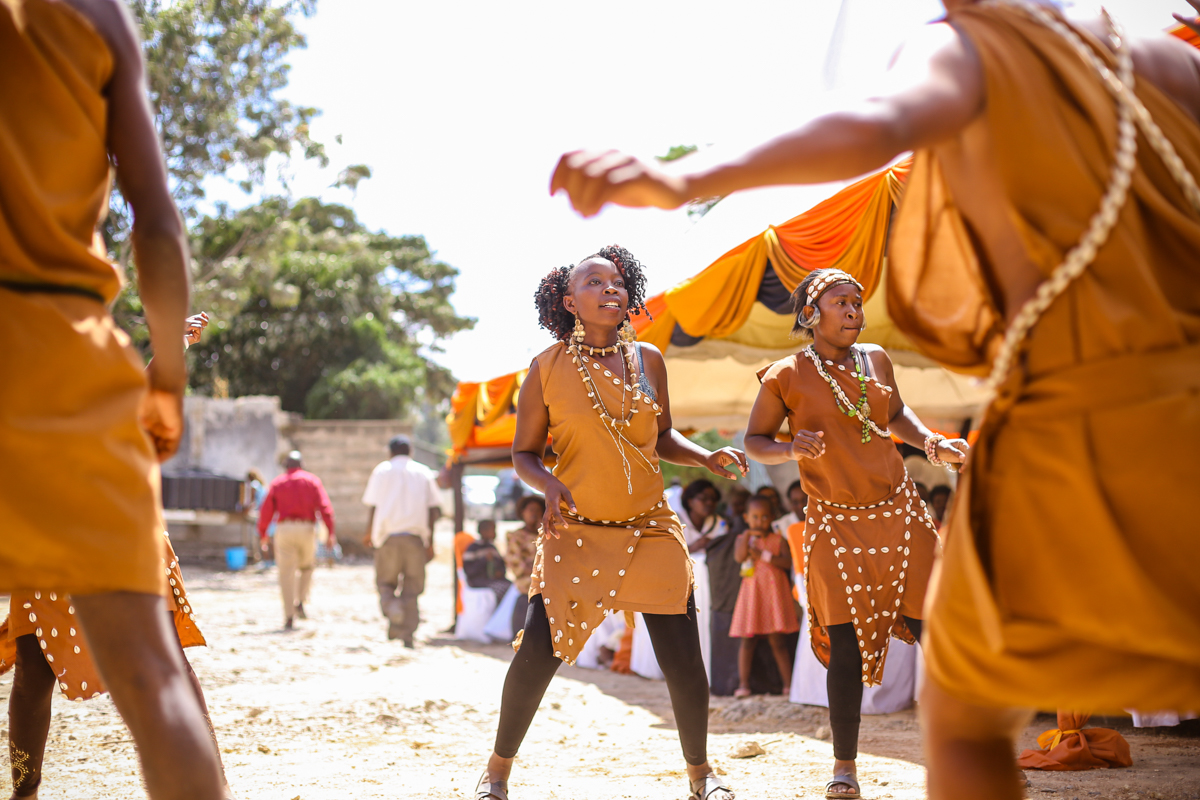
446, 369, 527, 457
651, 159, 912, 350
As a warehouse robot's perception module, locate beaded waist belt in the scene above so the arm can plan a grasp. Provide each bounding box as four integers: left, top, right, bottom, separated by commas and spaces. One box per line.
806, 476, 912, 512
563, 497, 668, 527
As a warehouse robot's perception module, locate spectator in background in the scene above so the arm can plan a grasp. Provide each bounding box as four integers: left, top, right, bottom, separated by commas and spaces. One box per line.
929, 485, 952, 530
773, 479, 808, 536
731, 496, 798, 697
914, 481, 931, 504
707, 484, 751, 695
362, 436, 442, 646
506, 496, 544, 635
258, 450, 336, 630
755, 484, 783, 520
669, 479, 728, 681
463, 520, 511, 605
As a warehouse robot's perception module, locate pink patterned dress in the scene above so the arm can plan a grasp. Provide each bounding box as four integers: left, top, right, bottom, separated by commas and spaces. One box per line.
729, 532, 799, 637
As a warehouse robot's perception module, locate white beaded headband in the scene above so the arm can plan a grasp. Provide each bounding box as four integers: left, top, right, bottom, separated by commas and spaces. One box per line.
806, 269, 863, 305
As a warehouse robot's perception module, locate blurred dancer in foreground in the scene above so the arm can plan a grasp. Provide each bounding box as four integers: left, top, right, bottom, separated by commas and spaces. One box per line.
1, 313, 238, 799
0, 0, 223, 797
550, 2, 1200, 798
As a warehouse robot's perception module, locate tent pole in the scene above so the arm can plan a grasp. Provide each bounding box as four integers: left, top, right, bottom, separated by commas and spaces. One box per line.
452, 461, 465, 626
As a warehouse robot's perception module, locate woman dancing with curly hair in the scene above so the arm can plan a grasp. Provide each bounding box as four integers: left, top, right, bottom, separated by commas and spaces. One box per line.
473, 245, 748, 800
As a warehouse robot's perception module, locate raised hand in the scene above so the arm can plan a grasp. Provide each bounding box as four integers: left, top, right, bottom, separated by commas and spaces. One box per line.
184, 312, 209, 346
1174, 0, 1200, 37
550, 149, 687, 218
705, 447, 749, 479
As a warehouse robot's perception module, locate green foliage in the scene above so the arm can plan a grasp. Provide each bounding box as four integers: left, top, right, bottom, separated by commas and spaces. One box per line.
184, 197, 473, 418
133, 0, 326, 209
656, 144, 699, 163
660, 429, 737, 490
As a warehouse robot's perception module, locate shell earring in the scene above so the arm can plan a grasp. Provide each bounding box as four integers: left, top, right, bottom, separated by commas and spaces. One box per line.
619, 319, 636, 343
572, 315, 586, 343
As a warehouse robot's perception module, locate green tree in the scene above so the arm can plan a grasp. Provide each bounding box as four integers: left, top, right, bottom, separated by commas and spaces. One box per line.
185, 197, 474, 418
110, 0, 331, 335
134, 0, 326, 210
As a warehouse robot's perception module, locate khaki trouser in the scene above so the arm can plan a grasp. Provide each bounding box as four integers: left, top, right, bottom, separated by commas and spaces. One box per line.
374, 533, 427, 640
276, 521, 316, 620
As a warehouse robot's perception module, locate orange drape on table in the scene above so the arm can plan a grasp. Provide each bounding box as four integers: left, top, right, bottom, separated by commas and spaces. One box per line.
1017, 711, 1132, 771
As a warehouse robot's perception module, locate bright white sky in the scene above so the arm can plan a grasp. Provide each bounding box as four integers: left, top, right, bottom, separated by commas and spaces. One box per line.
208, 0, 1186, 384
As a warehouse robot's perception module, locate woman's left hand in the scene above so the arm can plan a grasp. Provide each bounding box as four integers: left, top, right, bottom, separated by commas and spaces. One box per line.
1173, 1, 1200, 36
705, 447, 749, 479
937, 438, 970, 465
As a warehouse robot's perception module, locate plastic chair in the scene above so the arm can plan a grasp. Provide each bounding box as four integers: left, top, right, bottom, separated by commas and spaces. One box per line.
454, 568, 498, 643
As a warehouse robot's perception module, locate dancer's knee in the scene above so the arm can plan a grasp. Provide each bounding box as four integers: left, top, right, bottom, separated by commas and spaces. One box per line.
920, 676, 1031, 745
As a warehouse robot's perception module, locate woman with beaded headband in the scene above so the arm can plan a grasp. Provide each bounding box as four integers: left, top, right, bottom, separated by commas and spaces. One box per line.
472, 244, 748, 800
552, 3, 1200, 797
741, 268, 967, 797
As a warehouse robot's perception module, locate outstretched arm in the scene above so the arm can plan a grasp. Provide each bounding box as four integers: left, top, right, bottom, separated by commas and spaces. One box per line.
643, 345, 748, 480
550, 22, 985, 218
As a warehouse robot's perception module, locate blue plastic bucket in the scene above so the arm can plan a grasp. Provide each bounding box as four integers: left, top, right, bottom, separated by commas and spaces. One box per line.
224, 546, 248, 571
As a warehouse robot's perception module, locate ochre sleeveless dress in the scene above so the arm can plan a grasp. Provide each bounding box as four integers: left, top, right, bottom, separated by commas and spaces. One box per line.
0, 0, 165, 595
524, 342, 693, 665
888, 5, 1200, 712
757, 350, 938, 686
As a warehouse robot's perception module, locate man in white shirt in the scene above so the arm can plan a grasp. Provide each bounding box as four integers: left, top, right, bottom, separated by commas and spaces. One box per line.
361, 436, 442, 646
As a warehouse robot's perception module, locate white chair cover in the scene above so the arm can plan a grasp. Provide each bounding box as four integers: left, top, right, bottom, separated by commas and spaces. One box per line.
630, 613, 664, 680
483, 583, 522, 642
454, 568, 498, 643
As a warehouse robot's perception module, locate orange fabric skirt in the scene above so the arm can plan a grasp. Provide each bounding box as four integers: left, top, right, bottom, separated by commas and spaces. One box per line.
0, 289, 165, 596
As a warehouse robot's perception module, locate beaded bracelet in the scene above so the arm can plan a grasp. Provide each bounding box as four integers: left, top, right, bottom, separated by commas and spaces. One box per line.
925, 434, 954, 471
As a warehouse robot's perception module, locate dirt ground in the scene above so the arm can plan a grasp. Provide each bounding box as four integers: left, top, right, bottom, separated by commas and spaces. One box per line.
2, 527, 1198, 800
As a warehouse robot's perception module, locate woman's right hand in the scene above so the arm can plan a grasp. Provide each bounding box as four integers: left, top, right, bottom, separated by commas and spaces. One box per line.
789, 430, 826, 461
541, 478, 578, 540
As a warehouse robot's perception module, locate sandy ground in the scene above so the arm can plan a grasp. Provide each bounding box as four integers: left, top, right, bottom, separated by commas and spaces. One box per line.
2, 528, 1198, 800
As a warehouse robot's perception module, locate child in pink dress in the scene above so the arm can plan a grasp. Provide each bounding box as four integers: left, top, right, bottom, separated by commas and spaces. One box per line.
730, 495, 799, 697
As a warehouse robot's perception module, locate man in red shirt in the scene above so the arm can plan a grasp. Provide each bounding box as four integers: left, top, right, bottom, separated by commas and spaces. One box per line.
258, 451, 336, 629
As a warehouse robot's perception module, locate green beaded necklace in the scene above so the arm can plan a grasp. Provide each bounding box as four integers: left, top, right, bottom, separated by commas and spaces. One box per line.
803, 346, 890, 444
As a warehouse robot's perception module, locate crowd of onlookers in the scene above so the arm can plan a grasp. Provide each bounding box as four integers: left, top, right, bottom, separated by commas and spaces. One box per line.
454, 476, 955, 697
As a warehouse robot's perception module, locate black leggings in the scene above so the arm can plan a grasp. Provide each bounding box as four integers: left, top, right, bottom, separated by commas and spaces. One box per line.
494, 594, 709, 765
826, 617, 922, 762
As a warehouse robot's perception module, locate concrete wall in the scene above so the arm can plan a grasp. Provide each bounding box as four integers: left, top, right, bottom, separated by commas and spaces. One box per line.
164, 395, 294, 481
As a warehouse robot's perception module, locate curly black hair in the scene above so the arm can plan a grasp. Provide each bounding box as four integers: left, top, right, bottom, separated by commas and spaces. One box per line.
534, 244, 651, 341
